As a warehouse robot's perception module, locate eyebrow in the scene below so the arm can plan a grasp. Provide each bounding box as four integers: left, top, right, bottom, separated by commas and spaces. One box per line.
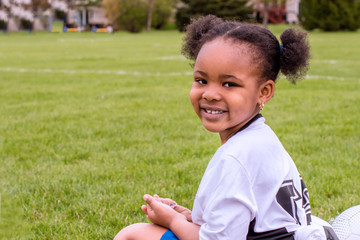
221, 74, 242, 81
193, 70, 208, 77
193, 70, 243, 82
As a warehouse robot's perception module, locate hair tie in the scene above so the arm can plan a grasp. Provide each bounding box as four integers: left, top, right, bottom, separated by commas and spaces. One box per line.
280, 45, 283, 51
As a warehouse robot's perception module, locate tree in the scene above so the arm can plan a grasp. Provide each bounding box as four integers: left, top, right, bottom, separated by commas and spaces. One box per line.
117, 0, 147, 33
300, 0, 360, 31
104, 0, 174, 33
103, 0, 120, 27
146, 0, 155, 32
151, 0, 175, 29
146, 0, 176, 31
175, 0, 252, 31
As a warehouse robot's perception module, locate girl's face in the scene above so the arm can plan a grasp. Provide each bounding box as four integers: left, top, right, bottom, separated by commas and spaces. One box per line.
190, 38, 270, 144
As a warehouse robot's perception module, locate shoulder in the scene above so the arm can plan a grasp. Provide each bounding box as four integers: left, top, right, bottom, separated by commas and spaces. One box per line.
223, 117, 283, 159
219, 117, 294, 182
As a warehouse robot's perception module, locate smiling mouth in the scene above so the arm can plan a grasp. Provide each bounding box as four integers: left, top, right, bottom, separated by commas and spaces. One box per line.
204, 108, 225, 114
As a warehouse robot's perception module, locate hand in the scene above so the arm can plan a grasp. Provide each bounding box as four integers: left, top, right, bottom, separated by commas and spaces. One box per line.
173, 204, 192, 222
141, 194, 186, 229
152, 194, 192, 222
153, 194, 177, 207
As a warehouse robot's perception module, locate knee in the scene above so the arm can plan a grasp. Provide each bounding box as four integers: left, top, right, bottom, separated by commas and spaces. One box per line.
113, 223, 145, 240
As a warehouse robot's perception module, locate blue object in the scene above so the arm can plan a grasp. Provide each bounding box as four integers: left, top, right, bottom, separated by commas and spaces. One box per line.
160, 230, 179, 240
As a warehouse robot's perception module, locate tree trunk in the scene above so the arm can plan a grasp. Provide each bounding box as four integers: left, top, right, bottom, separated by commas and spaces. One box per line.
146, 0, 155, 32
262, 1, 269, 29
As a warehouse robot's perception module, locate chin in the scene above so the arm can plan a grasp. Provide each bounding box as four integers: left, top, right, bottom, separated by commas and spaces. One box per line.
202, 124, 222, 133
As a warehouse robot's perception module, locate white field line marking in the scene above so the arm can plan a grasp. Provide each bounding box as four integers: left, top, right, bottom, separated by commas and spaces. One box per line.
280, 75, 359, 81
58, 38, 116, 43
156, 55, 186, 61
305, 75, 360, 81
312, 59, 360, 64
0, 67, 193, 77
1, 67, 359, 81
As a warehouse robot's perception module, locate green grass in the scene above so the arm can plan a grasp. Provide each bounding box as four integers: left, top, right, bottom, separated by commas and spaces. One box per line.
0, 26, 359, 239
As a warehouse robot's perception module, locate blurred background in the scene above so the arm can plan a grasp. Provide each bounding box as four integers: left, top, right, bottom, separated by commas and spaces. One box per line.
1, 0, 359, 33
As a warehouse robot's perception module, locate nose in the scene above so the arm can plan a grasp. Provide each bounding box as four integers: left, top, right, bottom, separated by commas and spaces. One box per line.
202, 85, 221, 101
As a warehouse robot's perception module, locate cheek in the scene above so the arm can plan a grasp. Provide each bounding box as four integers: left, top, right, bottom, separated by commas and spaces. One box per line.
189, 87, 198, 105
189, 87, 201, 113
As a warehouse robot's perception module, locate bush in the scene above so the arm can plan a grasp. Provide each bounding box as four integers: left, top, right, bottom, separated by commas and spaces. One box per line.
117, 0, 147, 33
54, 9, 65, 20
175, 7, 192, 32
151, 0, 173, 29
20, 19, 31, 30
175, 0, 252, 32
0, 20, 5, 30
300, 0, 360, 31
103, 0, 120, 27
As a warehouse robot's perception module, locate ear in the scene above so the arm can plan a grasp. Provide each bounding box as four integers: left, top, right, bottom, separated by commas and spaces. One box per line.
258, 80, 275, 105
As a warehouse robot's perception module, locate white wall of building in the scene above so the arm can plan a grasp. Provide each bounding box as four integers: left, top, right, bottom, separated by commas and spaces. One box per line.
286, 0, 300, 23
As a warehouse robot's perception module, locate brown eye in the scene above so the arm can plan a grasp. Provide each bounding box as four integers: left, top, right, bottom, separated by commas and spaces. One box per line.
223, 82, 237, 87
195, 79, 207, 85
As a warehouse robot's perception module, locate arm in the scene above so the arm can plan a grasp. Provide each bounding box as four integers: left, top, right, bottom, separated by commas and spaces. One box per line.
142, 194, 200, 240
191, 155, 255, 238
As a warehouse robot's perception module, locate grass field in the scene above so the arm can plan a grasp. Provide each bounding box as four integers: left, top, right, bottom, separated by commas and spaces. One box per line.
0, 26, 359, 239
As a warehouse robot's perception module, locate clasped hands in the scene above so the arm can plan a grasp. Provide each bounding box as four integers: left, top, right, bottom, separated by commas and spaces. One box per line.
141, 194, 192, 229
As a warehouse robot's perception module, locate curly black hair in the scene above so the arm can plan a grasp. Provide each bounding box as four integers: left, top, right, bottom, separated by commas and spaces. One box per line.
182, 15, 310, 84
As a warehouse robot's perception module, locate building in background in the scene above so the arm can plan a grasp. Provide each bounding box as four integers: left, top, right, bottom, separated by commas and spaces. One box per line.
2, 0, 302, 33
247, 0, 300, 24
1, 0, 35, 31
285, 0, 300, 24
1, 0, 109, 32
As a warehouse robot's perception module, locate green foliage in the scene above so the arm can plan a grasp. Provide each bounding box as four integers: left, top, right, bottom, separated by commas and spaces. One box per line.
103, 0, 120, 26
175, 7, 192, 32
117, 0, 147, 33
151, 0, 173, 29
20, 19, 32, 29
111, 0, 174, 32
0, 27, 360, 238
175, 0, 252, 31
71, 0, 103, 7
54, 9, 65, 20
300, 0, 360, 31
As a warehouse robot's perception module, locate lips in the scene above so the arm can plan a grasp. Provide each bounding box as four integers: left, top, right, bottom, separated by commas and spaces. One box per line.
204, 109, 225, 114
200, 105, 227, 121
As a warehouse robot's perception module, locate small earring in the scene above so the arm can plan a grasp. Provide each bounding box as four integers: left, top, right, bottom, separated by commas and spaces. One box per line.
259, 103, 265, 111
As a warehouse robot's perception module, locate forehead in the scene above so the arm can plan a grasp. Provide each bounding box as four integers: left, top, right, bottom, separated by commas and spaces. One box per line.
195, 38, 260, 75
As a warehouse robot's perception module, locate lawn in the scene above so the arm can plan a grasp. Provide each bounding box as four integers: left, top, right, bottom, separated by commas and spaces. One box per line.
0, 26, 359, 239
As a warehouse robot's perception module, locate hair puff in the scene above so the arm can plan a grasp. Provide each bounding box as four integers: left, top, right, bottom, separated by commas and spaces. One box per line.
280, 29, 310, 83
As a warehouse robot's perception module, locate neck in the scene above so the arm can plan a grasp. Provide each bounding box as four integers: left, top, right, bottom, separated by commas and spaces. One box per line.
219, 112, 262, 145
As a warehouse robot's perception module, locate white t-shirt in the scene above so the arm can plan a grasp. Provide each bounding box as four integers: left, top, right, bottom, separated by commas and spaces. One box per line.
192, 116, 312, 239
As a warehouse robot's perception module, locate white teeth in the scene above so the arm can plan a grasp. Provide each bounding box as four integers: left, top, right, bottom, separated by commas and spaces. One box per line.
205, 109, 224, 114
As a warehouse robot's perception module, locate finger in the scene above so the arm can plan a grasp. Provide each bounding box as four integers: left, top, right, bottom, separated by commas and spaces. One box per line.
141, 205, 148, 214
143, 194, 155, 206
173, 205, 186, 212
173, 205, 182, 211
153, 194, 160, 198
159, 197, 176, 206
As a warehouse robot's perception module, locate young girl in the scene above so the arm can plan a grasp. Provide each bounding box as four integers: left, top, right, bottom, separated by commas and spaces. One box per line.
114, 15, 336, 240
